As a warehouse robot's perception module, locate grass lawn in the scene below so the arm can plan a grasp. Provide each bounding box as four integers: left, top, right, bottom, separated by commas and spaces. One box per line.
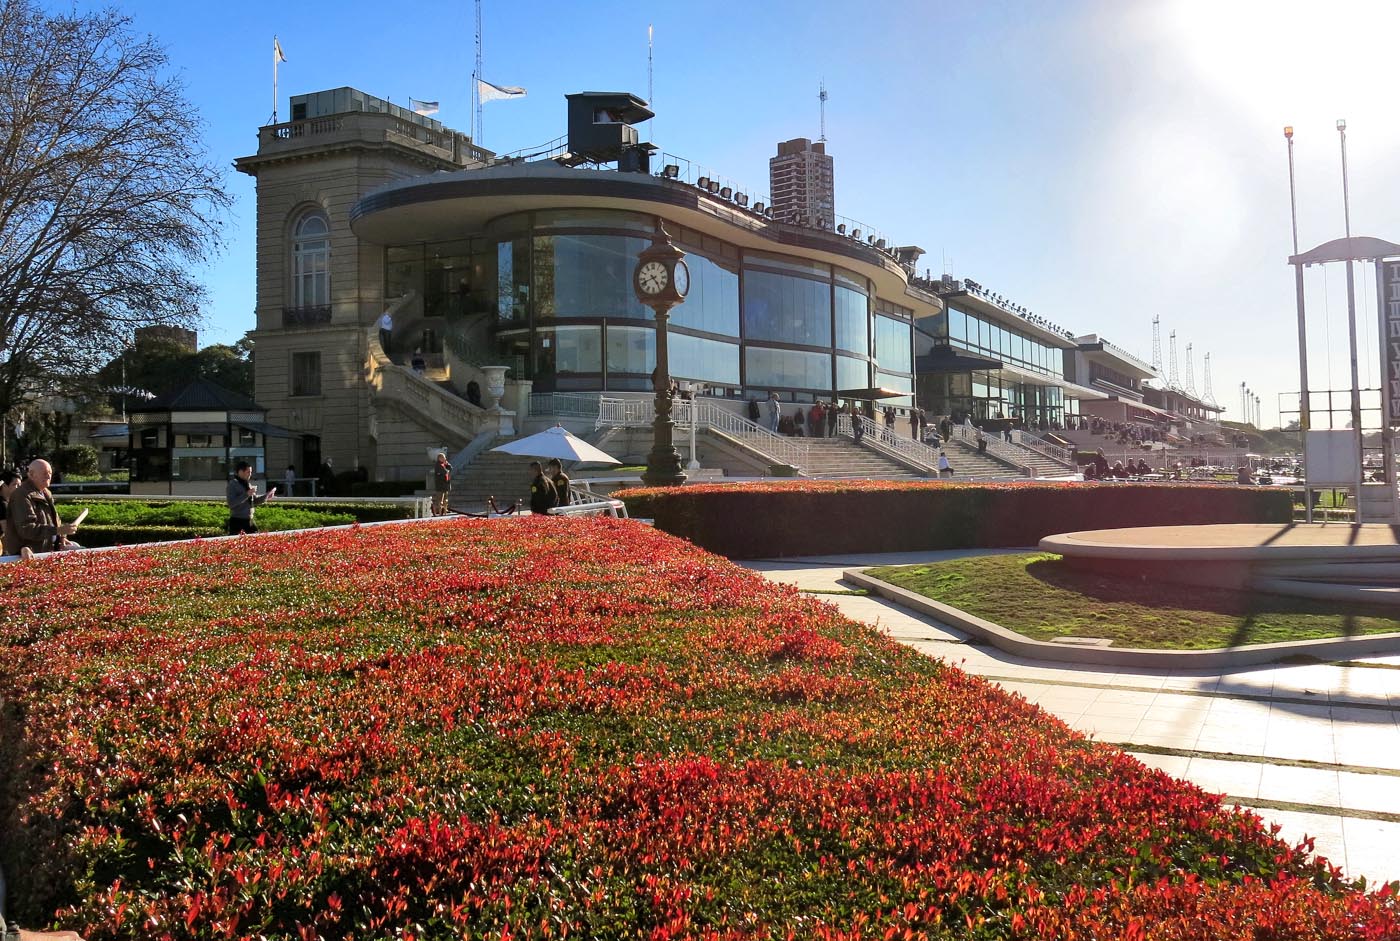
865, 552, 1400, 649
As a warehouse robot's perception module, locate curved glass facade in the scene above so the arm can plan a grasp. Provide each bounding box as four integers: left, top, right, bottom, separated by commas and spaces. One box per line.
382, 207, 918, 400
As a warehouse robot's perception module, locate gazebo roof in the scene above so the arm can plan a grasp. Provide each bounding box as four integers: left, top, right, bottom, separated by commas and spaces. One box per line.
1289, 236, 1400, 266
131, 379, 262, 413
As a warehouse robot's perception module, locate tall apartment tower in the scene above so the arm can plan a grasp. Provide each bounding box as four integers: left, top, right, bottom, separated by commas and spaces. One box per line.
768, 138, 834, 228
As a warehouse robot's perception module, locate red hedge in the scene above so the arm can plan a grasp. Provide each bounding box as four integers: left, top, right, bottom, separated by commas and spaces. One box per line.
618, 480, 1294, 558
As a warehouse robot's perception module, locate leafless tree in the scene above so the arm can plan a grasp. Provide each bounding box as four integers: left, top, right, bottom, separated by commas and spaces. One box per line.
0, 0, 231, 422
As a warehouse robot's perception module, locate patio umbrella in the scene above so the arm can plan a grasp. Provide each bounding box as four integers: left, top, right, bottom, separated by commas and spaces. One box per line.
489, 424, 622, 465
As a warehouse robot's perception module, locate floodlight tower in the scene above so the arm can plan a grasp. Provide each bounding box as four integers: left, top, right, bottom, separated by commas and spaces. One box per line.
1168, 331, 1181, 390
1151, 315, 1163, 377
1185, 343, 1197, 396
1240, 382, 1247, 423
1202, 352, 1218, 406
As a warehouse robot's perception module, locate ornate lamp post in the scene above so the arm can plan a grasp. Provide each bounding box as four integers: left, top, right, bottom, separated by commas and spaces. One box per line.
633, 219, 691, 487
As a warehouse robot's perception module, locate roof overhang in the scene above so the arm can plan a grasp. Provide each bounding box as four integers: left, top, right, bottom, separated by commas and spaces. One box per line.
1076, 341, 1156, 380
915, 346, 1003, 374
1289, 235, 1400, 266
942, 291, 1077, 348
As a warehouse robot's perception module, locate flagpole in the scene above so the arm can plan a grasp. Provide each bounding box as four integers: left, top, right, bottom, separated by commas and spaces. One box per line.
273, 35, 279, 124
473, 0, 483, 144
647, 24, 654, 138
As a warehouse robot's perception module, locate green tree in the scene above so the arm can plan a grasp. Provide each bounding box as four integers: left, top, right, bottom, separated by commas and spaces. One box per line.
0, 1, 231, 420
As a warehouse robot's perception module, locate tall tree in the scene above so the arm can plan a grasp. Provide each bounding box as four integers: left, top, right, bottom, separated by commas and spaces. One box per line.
0, 1, 231, 420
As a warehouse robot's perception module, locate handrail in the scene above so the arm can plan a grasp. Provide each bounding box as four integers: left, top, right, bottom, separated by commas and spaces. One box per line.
949, 424, 1032, 475
531, 392, 603, 420
596, 395, 810, 471
847, 414, 938, 474
1010, 430, 1076, 467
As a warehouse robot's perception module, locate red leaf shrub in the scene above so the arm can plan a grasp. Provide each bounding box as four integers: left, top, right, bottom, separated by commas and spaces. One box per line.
618, 480, 1293, 558
0, 517, 1391, 940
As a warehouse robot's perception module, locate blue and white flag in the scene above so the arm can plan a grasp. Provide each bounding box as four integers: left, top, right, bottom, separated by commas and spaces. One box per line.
410, 98, 439, 116
478, 79, 526, 103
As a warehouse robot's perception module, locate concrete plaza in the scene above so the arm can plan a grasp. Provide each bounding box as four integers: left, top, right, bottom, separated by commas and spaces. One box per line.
741, 550, 1400, 885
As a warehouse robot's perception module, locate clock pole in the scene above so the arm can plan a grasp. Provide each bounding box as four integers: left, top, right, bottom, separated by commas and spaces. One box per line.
635, 219, 689, 487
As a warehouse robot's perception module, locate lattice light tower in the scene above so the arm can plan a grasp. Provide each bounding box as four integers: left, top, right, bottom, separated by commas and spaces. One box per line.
1202, 352, 1218, 406
1168, 330, 1181, 391
1151, 315, 1163, 377
1185, 343, 1197, 396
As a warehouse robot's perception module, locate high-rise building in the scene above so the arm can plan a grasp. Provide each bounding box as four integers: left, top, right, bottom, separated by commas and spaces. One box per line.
768, 138, 834, 228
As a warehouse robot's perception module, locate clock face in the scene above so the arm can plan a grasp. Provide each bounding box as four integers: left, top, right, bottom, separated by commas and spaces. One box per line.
637, 260, 669, 295
672, 260, 689, 298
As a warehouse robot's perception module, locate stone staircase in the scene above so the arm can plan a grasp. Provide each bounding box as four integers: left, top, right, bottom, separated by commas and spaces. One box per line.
1002, 444, 1076, 478
941, 438, 1028, 478
451, 447, 533, 511
799, 438, 927, 479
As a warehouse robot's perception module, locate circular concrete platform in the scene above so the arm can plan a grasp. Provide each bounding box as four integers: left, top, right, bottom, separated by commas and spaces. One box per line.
1040, 523, 1400, 602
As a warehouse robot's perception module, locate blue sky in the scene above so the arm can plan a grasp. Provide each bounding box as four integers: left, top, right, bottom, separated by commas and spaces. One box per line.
100, 0, 1400, 428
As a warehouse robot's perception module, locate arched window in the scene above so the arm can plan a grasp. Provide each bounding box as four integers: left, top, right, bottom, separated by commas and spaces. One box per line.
292, 213, 330, 308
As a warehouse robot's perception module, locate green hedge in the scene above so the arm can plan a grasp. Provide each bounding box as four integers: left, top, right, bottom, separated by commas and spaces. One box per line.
54, 499, 417, 548
618, 481, 1294, 559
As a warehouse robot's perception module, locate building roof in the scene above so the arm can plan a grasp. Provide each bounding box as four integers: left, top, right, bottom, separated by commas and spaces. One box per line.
1289, 235, 1400, 266
131, 379, 262, 413
1074, 334, 1157, 380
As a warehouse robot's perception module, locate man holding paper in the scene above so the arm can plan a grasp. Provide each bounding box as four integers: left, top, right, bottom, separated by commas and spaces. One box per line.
226, 460, 275, 535
3, 459, 81, 555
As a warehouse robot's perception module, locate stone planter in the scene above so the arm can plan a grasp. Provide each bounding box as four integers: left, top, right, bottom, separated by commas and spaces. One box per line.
480, 365, 509, 410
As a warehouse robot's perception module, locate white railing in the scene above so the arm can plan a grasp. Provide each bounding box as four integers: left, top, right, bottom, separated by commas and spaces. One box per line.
1010, 430, 1076, 467
949, 424, 1033, 475
847, 414, 939, 474
530, 392, 602, 420
596, 396, 811, 471
597, 396, 654, 428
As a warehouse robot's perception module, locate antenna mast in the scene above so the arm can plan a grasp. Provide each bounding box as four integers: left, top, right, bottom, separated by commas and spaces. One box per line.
1150, 315, 1163, 378
818, 81, 828, 142
473, 0, 483, 143
1202, 352, 1217, 406
1168, 330, 1181, 391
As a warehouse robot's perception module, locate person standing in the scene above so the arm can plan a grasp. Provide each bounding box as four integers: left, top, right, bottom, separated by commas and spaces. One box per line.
226, 461, 275, 535
283, 464, 297, 498
378, 309, 394, 356
909, 409, 919, 440
766, 392, 781, 433
4, 459, 80, 555
937, 451, 954, 477
547, 458, 571, 506
528, 461, 558, 515
1, 468, 22, 552
809, 400, 824, 438
431, 452, 452, 516
826, 401, 839, 438
849, 400, 864, 444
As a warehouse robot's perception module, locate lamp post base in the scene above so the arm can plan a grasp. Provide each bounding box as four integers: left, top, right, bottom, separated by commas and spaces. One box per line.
642, 420, 687, 487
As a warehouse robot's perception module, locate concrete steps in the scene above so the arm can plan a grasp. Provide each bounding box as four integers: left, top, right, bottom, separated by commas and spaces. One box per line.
451, 448, 533, 510
797, 438, 926, 479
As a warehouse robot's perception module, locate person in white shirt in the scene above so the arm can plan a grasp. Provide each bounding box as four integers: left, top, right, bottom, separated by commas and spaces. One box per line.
937, 451, 953, 477
378, 311, 393, 356
284, 464, 297, 497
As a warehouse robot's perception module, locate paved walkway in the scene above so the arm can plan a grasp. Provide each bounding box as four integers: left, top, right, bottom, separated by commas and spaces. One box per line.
741, 550, 1400, 885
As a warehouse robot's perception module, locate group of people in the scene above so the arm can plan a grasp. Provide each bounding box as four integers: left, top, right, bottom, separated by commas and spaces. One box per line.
2, 459, 81, 558
1081, 451, 1155, 480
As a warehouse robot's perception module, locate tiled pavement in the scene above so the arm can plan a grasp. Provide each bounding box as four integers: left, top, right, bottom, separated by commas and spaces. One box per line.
741, 551, 1400, 885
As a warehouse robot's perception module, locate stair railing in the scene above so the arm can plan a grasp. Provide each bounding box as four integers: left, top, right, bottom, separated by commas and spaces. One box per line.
948, 424, 1033, 475
1009, 429, 1076, 467
847, 414, 938, 474
595, 395, 810, 471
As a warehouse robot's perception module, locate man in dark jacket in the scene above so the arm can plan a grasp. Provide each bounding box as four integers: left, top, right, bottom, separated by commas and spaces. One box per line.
227, 461, 275, 534
547, 458, 571, 507
4, 459, 79, 555
529, 461, 558, 515
431, 452, 452, 516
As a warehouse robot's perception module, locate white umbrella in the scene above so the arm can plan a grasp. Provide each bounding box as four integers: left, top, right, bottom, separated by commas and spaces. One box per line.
489, 424, 621, 465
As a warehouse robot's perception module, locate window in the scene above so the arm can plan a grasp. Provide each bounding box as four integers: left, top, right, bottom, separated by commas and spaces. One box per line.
533, 234, 651, 321
834, 285, 868, 354
744, 346, 832, 391
671, 333, 740, 386
605, 325, 654, 376
742, 269, 832, 346
292, 212, 330, 308
291, 351, 322, 396
874, 315, 912, 374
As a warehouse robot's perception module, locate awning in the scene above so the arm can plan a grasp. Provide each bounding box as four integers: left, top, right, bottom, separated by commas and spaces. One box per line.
1127, 401, 1175, 421
88, 424, 129, 439
836, 386, 909, 401
915, 346, 1003, 374
235, 421, 300, 439
171, 422, 228, 435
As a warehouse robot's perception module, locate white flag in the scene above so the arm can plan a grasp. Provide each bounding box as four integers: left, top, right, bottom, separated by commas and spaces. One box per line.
478, 79, 526, 103
274, 36, 287, 63
410, 98, 439, 116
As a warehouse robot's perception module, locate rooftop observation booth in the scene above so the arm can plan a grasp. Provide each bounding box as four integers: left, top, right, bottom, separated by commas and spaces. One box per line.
127, 380, 294, 496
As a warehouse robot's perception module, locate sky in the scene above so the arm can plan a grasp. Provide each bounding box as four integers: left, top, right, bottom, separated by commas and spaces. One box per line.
84, 0, 1400, 429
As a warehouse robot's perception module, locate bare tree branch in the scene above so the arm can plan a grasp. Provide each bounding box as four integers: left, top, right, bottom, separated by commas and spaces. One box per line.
0, 0, 231, 418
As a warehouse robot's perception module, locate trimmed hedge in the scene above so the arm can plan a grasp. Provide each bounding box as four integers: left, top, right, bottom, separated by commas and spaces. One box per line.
54, 499, 417, 548
618, 480, 1294, 558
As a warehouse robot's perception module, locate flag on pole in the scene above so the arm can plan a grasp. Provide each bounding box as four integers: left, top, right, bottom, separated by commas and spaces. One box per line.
410, 98, 439, 116
274, 36, 287, 63
477, 79, 526, 103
